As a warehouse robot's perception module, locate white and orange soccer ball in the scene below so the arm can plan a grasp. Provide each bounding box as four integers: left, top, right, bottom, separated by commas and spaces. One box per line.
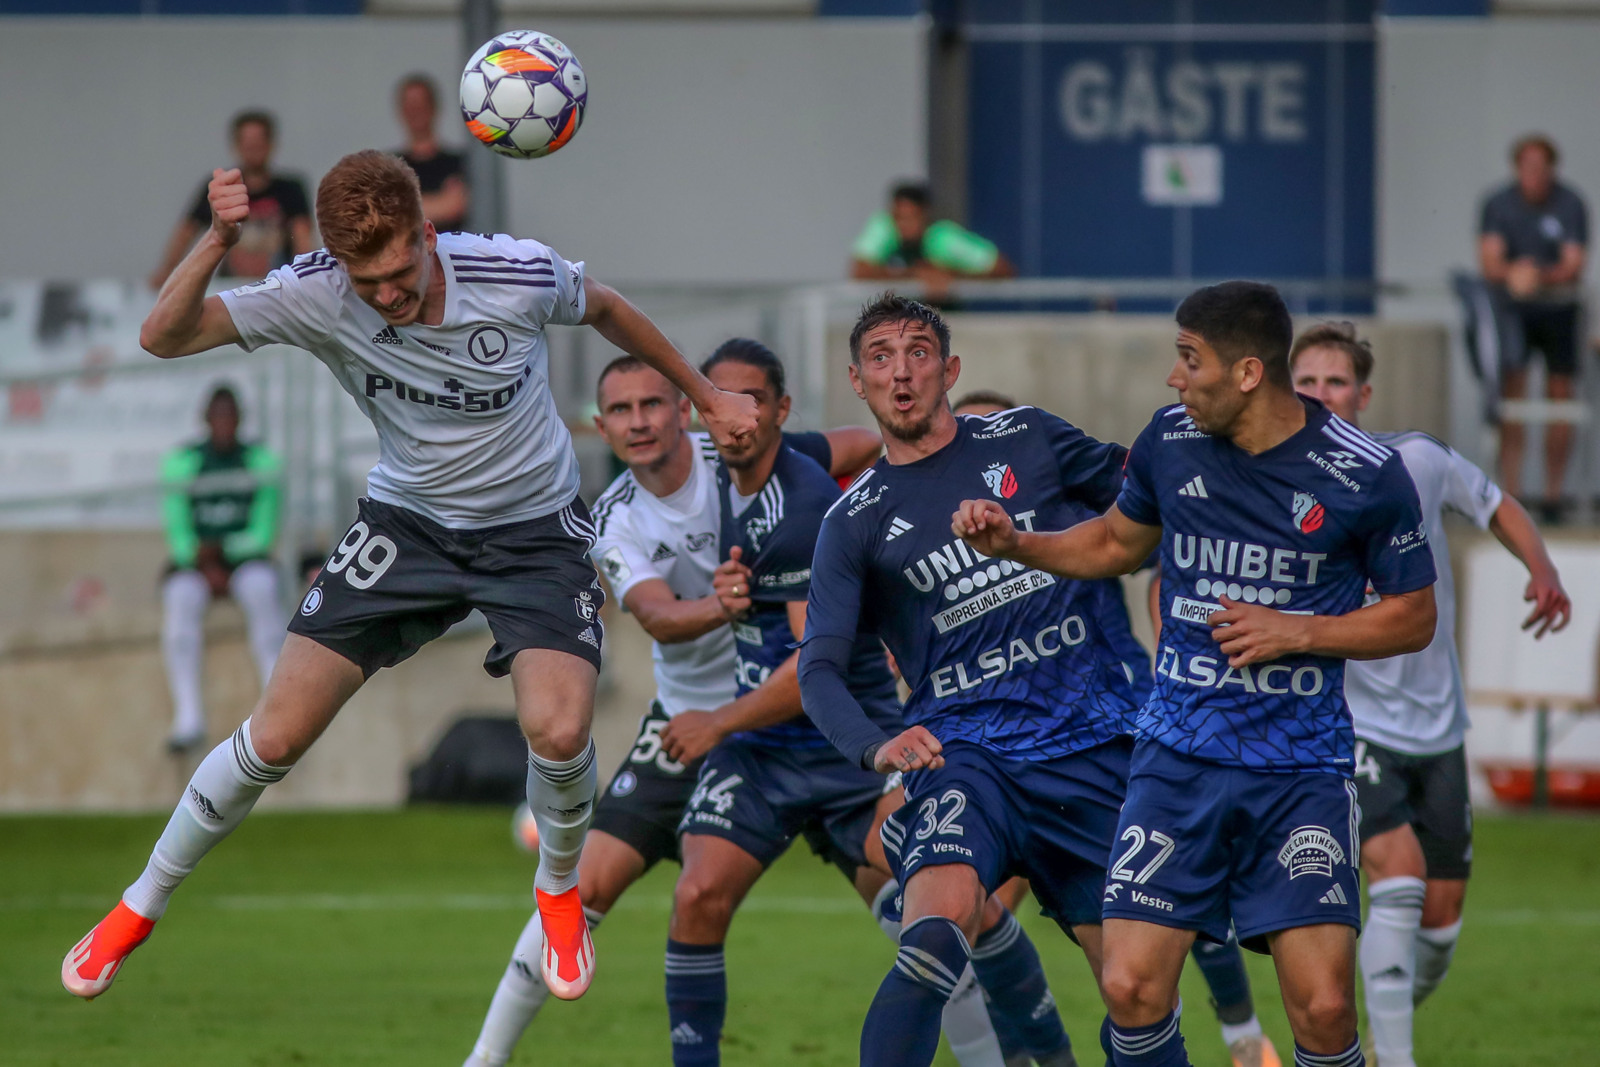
511, 802, 541, 853
460, 30, 587, 160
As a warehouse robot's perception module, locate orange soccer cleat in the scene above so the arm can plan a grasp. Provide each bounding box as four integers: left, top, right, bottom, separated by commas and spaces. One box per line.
62, 901, 157, 999
535, 886, 595, 1000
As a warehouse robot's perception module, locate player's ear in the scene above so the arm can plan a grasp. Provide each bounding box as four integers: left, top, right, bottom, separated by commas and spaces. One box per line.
678, 395, 692, 429
1236, 355, 1264, 394
422, 221, 437, 255
592, 413, 605, 435
775, 392, 792, 426
848, 360, 866, 400
943, 353, 962, 391
1358, 382, 1373, 413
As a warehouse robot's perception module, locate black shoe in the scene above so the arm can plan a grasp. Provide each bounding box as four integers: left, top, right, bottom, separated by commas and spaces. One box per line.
166, 730, 205, 754
1533, 499, 1572, 526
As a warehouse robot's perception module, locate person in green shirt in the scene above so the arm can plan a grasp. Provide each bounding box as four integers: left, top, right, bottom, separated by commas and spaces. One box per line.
850, 182, 1014, 303
160, 386, 286, 751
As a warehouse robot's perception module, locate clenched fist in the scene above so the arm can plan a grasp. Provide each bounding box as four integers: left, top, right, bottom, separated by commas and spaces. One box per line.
207, 168, 251, 248
951, 498, 1020, 558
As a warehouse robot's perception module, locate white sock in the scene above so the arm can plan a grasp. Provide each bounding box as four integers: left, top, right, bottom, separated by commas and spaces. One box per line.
463, 906, 606, 1067
1413, 919, 1462, 1005
161, 570, 210, 740
1361, 876, 1426, 1067
526, 741, 597, 896
870, 879, 1004, 1067
1220, 1016, 1264, 1046
230, 560, 286, 685
122, 720, 289, 920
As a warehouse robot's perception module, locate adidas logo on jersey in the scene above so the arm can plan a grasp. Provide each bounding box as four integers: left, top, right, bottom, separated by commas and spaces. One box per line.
1319, 884, 1350, 905
885, 517, 914, 541
372, 325, 403, 345
1177, 475, 1209, 498
650, 542, 677, 563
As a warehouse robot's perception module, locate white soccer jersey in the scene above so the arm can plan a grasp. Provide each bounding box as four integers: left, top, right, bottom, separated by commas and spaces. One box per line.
218, 232, 586, 529
590, 433, 736, 717
1344, 431, 1502, 755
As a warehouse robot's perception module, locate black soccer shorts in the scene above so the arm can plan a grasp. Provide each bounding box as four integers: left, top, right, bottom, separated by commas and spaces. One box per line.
290, 496, 604, 678
1354, 739, 1473, 880
591, 702, 702, 869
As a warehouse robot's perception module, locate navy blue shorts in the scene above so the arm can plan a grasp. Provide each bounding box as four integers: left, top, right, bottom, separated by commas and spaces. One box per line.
880, 738, 1132, 931
1102, 739, 1362, 951
677, 737, 887, 873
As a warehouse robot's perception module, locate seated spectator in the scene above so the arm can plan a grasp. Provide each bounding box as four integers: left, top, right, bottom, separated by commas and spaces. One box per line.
159, 386, 286, 752
952, 389, 1017, 417
851, 181, 1013, 302
1478, 133, 1589, 522
150, 110, 312, 288
396, 73, 471, 232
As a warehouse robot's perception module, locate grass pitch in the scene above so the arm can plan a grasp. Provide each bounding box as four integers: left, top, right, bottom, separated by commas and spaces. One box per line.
3, 809, 1597, 1065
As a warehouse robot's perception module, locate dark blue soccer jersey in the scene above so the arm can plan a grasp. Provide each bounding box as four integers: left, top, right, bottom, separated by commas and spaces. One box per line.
718, 444, 901, 748
803, 408, 1148, 763
1118, 397, 1436, 773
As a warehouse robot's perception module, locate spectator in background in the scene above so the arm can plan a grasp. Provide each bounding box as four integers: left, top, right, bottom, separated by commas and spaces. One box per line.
851, 181, 1013, 303
150, 111, 313, 288
396, 73, 471, 232
951, 390, 1017, 417
1479, 134, 1589, 522
159, 386, 286, 752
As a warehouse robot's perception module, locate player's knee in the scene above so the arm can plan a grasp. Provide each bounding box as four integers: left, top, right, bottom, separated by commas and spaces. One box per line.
244, 719, 308, 768
1293, 987, 1356, 1040
522, 718, 590, 763
673, 870, 737, 935
1098, 964, 1168, 1020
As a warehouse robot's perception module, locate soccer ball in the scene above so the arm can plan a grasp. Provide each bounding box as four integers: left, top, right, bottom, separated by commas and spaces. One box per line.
511, 802, 540, 853
460, 30, 587, 160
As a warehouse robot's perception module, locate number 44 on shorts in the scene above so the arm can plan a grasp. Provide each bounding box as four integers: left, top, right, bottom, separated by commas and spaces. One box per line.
689, 772, 742, 815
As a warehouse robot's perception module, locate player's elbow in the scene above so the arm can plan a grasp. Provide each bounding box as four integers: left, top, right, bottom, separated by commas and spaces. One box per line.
140, 323, 182, 359
1394, 591, 1437, 655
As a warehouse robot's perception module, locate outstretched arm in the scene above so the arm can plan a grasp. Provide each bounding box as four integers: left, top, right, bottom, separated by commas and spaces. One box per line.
1206, 586, 1436, 667
580, 279, 756, 449
661, 596, 807, 764
822, 426, 882, 481
952, 499, 1160, 580
1489, 496, 1571, 637
140, 168, 248, 358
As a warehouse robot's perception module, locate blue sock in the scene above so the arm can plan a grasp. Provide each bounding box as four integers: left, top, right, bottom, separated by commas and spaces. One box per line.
665, 940, 725, 1067
1293, 1038, 1365, 1067
970, 910, 1073, 1063
1189, 935, 1254, 1024
1108, 1005, 1191, 1067
861, 916, 970, 1067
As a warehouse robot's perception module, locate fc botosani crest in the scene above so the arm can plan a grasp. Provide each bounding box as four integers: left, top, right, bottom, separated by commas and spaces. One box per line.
1277, 825, 1345, 879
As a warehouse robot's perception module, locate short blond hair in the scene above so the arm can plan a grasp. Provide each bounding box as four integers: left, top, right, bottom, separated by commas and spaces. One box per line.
315, 150, 425, 262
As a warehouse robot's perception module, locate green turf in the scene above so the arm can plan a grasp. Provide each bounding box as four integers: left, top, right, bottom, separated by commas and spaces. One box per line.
2, 809, 1596, 1065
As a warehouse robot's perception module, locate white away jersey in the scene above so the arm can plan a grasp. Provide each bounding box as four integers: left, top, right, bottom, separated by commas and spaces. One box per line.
1345, 431, 1502, 755
219, 232, 587, 529
590, 433, 736, 717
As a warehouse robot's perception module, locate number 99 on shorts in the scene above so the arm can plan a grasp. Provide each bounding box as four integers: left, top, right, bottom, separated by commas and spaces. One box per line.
324, 521, 400, 590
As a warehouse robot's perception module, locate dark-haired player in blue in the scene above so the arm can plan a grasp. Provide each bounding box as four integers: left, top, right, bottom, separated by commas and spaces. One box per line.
663, 339, 1060, 1067
953, 282, 1439, 1067
799, 294, 1154, 1067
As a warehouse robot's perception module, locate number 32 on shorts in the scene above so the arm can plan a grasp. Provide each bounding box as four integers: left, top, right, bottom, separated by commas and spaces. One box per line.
325, 521, 399, 589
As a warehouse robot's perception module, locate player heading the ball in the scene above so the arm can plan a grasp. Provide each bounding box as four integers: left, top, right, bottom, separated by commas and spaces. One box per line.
62, 150, 756, 1006
952, 281, 1438, 1067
